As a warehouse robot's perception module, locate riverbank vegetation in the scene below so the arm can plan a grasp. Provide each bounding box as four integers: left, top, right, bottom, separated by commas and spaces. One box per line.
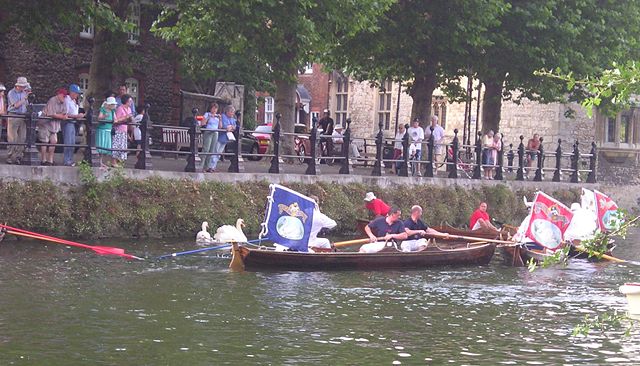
0, 166, 584, 239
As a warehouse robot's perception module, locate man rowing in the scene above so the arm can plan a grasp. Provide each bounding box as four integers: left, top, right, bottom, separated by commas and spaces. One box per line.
360, 206, 407, 253
469, 202, 499, 231
401, 205, 449, 252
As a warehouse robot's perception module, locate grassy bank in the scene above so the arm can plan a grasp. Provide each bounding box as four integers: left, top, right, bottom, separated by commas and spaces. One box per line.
0, 164, 585, 239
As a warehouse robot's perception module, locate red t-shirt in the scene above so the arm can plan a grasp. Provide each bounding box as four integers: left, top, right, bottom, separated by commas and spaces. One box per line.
469, 209, 490, 229
366, 199, 390, 216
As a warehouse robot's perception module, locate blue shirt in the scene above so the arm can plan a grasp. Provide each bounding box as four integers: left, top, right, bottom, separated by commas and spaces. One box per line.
367, 216, 405, 237
8, 88, 27, 114
218, 113, 237, 144
203, 112, 219, 130
403, 218, 428, 240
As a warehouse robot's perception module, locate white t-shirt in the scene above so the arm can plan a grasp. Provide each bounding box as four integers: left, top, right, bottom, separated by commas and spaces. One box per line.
394, 131, 404, 149
331, 130, 344, 144
407, 126, 424, 150
64, 95, 79, 116
425, 124, 445, 154
309, 209, 337, 246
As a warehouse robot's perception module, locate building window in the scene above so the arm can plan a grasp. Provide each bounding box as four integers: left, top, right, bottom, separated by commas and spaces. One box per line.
335, 76, 349, 126
377, 80, 392, 130
264, 96, 274, 124
606, 117, 616, 143
432, 96, 448, 128
80, 19, 94, 39
303, 63, 313, 74
78, 73, 90, 94
127, 0, 141, 44
125, 77, 139, 105
311, 111, 319, 124
600, 108, 638, 148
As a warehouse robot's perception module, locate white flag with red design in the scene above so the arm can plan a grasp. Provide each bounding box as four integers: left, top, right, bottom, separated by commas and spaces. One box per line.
525, 192, 573, 251
594, 190, 621, 232
581, 188, 597, 216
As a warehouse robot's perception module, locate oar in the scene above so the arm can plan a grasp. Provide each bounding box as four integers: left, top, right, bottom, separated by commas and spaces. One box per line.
333, 237, 384, 248
572, 244, 627, 263
429, 233, 517, 246
0, 224, 143, 260
157, 238, 269, 259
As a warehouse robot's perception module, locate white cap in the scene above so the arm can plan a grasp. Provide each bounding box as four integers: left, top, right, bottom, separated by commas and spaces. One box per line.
364, 192, 376, 201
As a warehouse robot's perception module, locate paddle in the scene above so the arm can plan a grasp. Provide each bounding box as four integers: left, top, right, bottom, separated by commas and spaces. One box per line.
427, 233, 517, 247
332, 237, 384, 248
572, 244, 628, 263
157, 238, 269, 259
0, 224, 143, 260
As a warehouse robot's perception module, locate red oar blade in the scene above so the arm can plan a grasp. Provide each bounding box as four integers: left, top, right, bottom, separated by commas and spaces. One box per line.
92, 246, 127, 255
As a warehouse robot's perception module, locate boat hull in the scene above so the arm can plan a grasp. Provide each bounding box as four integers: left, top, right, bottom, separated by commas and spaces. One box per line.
237, 243, 496, 271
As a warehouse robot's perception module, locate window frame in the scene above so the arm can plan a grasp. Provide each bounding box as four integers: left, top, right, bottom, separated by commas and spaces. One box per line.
335, 76, 349, 126
377, 80, 393, 131
264, 96, 274, 124
127, 0, 141, 45
125, 77, 139, 106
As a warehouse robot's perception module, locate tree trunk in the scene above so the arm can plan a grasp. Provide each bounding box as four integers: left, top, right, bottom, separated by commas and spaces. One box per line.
481, 78, 504, 133
275, 77, 297, 158
409, 72, 437, 128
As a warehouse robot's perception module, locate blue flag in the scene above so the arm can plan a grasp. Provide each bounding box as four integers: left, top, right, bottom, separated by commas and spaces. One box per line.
260, 184, 315, 252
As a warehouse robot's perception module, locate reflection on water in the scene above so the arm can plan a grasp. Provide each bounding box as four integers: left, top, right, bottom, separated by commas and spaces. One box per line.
0, 232, 639, 365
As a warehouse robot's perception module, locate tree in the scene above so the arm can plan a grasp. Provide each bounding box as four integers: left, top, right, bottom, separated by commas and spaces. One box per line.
473, 0, 640, 132
326, 0, 506, 126
0, 0, 134, 104
152, 0, 393, 155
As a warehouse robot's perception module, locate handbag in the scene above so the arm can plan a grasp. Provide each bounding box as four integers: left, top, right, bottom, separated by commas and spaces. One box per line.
226, 131, 236, 141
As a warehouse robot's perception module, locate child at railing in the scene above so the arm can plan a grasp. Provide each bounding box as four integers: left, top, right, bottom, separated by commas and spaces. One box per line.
130, 104, 145, 159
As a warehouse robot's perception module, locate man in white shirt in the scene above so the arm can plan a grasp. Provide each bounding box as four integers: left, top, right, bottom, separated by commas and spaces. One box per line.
307, 195, 337, 252
63, 84, 85, 166
331, 124, 360, 163
424, 115, 446, 172
407, 117, 425, 176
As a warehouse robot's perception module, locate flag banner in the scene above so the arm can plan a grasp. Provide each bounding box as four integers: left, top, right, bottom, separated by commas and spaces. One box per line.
594, 190, 621, 231
581, 188, 597, 216
525, 192, 573, 251
260, 184, 315, 252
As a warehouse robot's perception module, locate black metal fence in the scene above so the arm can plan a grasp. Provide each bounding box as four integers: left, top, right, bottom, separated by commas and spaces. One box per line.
0, 98, 597, 183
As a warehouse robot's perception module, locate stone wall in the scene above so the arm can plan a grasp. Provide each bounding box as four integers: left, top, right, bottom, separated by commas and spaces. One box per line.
0, 5, 180, 125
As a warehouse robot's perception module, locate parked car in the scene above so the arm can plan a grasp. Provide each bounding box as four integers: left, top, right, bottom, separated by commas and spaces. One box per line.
224, 127, 270, 161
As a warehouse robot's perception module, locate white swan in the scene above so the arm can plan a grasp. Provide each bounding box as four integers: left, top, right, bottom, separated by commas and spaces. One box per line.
214, 218, 248, 243
196, 221, 214, 245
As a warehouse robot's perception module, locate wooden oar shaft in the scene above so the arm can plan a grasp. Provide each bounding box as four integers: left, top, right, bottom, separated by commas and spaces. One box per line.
437, 233, 517, 246
573, 244, 626, 263
333, 237, 384, 248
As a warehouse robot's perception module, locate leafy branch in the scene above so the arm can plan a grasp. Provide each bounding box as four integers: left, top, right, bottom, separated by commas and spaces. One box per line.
572, 311, 637, 338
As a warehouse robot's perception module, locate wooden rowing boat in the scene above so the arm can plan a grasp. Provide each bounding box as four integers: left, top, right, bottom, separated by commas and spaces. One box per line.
356, 219, 510, 240
230, 242, 496, 271
499, 244, 555, 267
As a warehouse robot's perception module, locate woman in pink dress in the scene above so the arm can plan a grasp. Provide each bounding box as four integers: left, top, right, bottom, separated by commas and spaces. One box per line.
113, 94, 134, 166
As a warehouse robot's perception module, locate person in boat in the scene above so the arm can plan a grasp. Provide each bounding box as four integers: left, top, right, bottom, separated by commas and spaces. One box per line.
469, 202, 499, 231
401, 205, 449, 252
364, 192, 390, 218
360, 207, 407, 253
564, 202, 598, 242
307, 195, 337, 252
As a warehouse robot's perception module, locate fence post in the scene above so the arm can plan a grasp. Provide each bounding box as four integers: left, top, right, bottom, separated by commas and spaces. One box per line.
586, 141, 597, 183
507, 143, 514, 173
135, 103, 152, 170
494, 133, 504, 181
472, 132, 482, 179
516, 135, 525, 181
533, 137, 544, 181
570, 140, 580, 183
399, 124, 410, 177
305, 117, 320, 175
425, 126, 434, 177
372, 120, 384, 176
339, 118, 351, 174
228, 110, 244, 173
268, 113, 282, 174
21, 94, 40, 166
552, 138, 562, 182
448, 129, 459, 179
184, 108, 198, 172
82, 97, 100, 167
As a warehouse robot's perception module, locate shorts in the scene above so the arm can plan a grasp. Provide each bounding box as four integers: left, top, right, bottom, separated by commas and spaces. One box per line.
528, 152, 537, 160
134, 139, 142, 146
393, 148, 402, 160
37, 127, 57, 143
482, 150, 495, 166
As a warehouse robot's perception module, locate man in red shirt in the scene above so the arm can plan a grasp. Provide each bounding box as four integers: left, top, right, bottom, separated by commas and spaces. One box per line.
469, 202, 499, 231
364, 192, 390, 217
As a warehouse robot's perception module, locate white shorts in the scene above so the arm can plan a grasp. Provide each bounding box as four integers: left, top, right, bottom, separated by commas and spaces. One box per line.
400, 238, 429, 252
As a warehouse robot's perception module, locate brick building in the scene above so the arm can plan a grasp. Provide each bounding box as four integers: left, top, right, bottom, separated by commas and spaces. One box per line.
0, 1, 181, 124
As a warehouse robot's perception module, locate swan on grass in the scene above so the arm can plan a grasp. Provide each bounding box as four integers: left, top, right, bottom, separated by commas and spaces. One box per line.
214, 218, 248, 243
196, 221, 214, 245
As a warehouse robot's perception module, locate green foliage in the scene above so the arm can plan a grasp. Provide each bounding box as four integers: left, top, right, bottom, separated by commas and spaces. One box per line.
572, 311, 637, 338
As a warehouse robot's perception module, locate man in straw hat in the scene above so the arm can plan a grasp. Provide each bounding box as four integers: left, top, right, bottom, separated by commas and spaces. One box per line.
40, 88, 69, 165
6, 76, 31, 164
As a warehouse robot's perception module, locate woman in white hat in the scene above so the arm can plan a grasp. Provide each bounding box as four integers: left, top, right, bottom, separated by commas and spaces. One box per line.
97, 96, 118, 166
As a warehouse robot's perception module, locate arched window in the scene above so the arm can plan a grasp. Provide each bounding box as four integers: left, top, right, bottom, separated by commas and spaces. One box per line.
125, 77, 139, 105
127, 0, 141, 44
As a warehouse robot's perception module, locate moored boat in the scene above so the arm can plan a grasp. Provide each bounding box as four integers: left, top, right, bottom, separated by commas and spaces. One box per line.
230, 242, 496, 271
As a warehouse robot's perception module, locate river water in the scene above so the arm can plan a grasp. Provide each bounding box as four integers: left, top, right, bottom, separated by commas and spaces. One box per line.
0, 231, 639, 365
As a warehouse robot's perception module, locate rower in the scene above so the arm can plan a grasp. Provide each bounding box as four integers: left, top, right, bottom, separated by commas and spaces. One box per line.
469, 202, 499, 231
360, 207, 407, 253
364, 192, 390, 218
401, 205, 449, 252
308, 195, 337, 252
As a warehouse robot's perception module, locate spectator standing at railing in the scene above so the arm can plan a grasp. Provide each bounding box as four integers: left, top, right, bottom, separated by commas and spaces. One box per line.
318, 109, 334, 160
391, 123, 406, 174
97, 97, 118, 166
131, 104, 145, 159
424, 115, 445, 172
6, 77, 31, 164
491, 132, 502, 178
40, 88, 69, 166
115, 84, 136, 115
209, 104, 237, 172
0, 83, 6, 142
113, 94, 134, 166
331, 124, 360, 163
526, 133, 540, 178
482, 130, 496, 179
62, 84, 85, 166
408, 117, 424, 176
201, 102, 220, 173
